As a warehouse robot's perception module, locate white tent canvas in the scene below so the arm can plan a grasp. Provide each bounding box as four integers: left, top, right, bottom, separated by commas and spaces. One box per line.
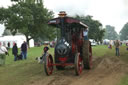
0, 35, 34, 48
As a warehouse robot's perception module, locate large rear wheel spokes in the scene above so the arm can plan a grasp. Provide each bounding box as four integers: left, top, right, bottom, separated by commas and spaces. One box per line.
44, 54, 53, 76
75, 53, 83, 76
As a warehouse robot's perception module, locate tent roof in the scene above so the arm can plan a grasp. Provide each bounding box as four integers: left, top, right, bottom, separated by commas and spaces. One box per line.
0, 35, 26, 41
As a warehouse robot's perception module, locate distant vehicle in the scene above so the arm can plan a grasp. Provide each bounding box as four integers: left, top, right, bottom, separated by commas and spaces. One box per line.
34, 42, 41, 47
43, 41, 50, 45
89, 39, 97, 46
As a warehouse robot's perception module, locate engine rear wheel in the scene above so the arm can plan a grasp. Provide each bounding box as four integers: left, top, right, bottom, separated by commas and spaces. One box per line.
75, 53, 83, 75
82, 40, 92, 69
44, 53, 53, 76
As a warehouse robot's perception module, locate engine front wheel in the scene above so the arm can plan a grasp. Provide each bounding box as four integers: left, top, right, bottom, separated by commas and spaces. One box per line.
44, 54, 53, 76
75, 53, 83, 76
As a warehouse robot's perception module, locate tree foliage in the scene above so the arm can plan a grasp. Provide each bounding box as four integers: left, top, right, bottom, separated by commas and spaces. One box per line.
2, 29, 12, 36
0, 0, 55, 44
103, 25, 119, 40
120, 22, 128, 40
74, 15, 105, 43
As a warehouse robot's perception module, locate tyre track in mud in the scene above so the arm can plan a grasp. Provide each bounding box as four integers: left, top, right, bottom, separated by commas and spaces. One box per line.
26, 56, 128, 85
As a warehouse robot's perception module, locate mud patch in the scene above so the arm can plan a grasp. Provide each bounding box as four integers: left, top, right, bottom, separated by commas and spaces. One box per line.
25, 56, 128, 85
70, 56, 128, 85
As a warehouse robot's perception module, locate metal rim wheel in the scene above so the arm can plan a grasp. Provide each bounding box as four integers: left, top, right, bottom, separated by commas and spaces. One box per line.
44, 54, 53, 76
75, 53, 83, 75
83, 40, 92, 69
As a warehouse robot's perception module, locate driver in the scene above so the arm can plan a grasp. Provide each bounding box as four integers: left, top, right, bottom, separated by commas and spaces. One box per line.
83, 29, 88, 40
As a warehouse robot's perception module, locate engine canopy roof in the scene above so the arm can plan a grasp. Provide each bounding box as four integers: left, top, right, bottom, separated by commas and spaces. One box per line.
48, 16, 88, 29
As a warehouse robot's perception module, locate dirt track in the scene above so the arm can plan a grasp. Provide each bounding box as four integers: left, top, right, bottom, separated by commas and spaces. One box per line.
25, 56, 128, 85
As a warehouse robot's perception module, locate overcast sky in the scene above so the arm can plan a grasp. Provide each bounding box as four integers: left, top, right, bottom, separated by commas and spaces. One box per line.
0, 0, 128, 35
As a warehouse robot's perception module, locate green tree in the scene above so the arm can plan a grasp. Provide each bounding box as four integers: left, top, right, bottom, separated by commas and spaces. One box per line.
2, 29, 12, 36
0, 0, 55, 45
74, 15, 105, 43
104, 25, 118, 40
120, 22, 128, 40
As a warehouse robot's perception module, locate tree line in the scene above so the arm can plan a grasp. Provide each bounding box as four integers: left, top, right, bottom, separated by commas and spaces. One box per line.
0, 0, 56, 45
0, 0, 127, 44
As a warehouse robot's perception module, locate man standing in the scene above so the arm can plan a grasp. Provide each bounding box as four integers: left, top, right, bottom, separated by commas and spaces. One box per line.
0, 43, 8, 65
21, 41, 27, 60
12, 43, 18, 61
7, 42, 10, 50
115, 40, 120, 57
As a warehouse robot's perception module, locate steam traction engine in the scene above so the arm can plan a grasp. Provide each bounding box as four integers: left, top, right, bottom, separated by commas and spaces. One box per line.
44, 11, 92, 76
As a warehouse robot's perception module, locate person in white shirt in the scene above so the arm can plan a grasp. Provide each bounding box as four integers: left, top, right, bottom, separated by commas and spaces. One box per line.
83, 29, 88, 40
0, 44, 8, 65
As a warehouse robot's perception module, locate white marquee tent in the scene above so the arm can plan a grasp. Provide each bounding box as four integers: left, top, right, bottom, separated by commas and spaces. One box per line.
0, 35, 34, 48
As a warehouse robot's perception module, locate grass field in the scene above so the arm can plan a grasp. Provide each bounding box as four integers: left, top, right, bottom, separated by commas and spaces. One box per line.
0, 46, 54, 85
0, 45, 128, 85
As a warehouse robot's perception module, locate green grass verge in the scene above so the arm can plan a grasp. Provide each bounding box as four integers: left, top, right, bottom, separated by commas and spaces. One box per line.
120, 74, 128, 85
